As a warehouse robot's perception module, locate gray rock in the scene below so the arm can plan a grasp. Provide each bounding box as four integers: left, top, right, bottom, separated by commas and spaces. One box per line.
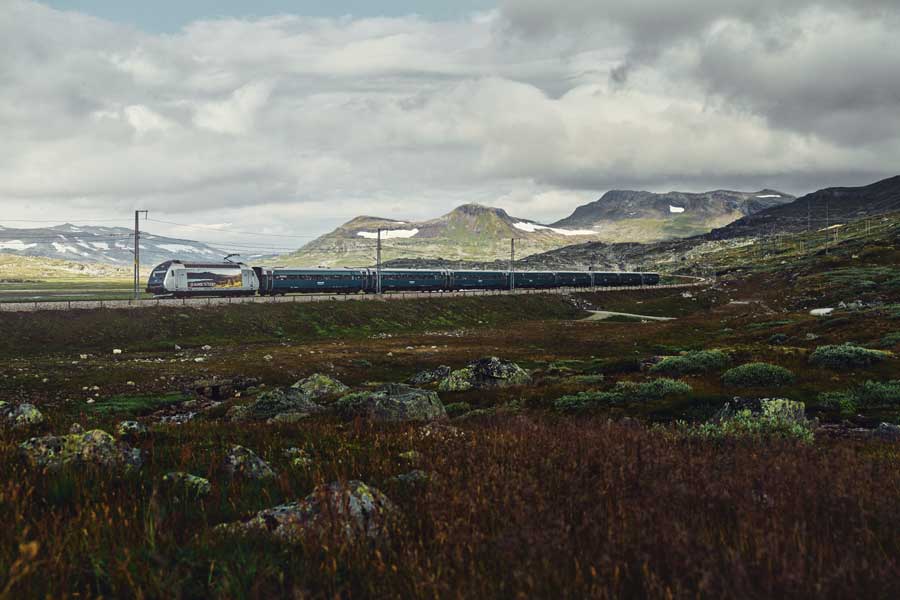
162, 471, 212, 497
115, 420, 149, 440
290, 373, 349, 400
873, 422, 900, 441
0, 402, 45, 431
228, 389, 324, 422
334, 384, 447, 422
217, 480, 395, 543
19, 429, 142, 472
223, 445, 277, 480
437, 357, 531, 392
408, 366, 451, 385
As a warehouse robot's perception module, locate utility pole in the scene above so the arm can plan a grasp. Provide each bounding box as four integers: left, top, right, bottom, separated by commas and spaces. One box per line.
509, 238, 516, 292
133, 210, 148, 300
376, 228, 383, 295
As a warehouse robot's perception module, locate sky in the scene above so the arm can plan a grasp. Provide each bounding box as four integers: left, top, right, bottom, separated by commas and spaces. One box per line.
2, 0, 900, 250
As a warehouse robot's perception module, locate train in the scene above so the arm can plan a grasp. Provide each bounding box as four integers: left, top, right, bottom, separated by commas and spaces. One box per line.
146, 260, 661, 298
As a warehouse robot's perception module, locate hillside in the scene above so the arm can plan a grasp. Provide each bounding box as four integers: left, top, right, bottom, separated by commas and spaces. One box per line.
276, 204, 598, 267
0, 223, 227, 267
552, 189, 794, 242
709, 175, 900, 240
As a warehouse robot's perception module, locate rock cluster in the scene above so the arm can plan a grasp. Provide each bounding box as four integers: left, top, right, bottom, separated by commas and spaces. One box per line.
223, 445, 276, 480
218, 480, 395, 543
437, 357, 531, 391
227, 374, 346, 423
408, 366, 451, 385
162, 471, 212, 497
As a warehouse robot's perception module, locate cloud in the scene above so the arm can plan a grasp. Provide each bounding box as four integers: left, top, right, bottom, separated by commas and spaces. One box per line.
0, 0, 899, 244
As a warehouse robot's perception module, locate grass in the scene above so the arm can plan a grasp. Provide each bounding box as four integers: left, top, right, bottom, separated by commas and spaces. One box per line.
84, 392, 188, 417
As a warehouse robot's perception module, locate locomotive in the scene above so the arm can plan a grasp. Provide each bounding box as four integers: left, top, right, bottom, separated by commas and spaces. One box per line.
146, 260, 660, 298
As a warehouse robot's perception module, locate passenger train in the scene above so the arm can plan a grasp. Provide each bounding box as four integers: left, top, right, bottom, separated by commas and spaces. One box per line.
146, 260, 661, 298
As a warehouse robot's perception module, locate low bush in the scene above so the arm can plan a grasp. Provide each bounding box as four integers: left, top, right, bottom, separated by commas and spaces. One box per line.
649, 350, 730, 376
554, 378, 692, 413
809, 343, 890, 369
879, 332, 900, 348
819, 380, 900, 414
768, 333, 789, 345
444, 402, 473, 418
676, 398, 814, 442
722, 363, 794, 387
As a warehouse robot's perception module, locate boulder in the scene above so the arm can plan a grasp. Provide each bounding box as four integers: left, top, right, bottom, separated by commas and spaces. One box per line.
408, 366, 451, 386
0, 402, 46, 430
437, 357, 531, 391
334, 384, 447, 422
227, 389, 324, 423
115, 420, 149, 440
223, 445, 276, 480
19, 429, 142, 472
873, 422, 900, 442
291, 373, 349, 400
162, 471, 212, 497
218, 480, 395, 543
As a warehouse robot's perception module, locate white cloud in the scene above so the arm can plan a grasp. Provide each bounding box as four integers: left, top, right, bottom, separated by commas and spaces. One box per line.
0, 0, 898, 246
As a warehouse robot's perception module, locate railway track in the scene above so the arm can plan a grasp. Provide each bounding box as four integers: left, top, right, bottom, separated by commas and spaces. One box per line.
0, 280, 707, 313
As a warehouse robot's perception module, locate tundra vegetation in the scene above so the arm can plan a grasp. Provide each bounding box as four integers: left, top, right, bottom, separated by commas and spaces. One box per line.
1, 221, 900, 598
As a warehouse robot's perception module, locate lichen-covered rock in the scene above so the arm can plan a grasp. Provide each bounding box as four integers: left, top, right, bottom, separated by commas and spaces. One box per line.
334, 384, 446, 422
291, 373, 349, 400
18, 429, 142, 472
115, 420, 149, 440
437, 357, 531, 391
224, 445, 276, 480
408, 366, 451, 386
1, 402, 46, 431
162, 471, 212, 497
218, 480, 395, 543
227, 389, 324, 422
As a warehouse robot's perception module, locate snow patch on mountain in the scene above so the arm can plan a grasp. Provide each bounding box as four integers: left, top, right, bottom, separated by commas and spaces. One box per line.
669, 205, 686, 213
513, 222, 596, 236
357, 229, 420, 239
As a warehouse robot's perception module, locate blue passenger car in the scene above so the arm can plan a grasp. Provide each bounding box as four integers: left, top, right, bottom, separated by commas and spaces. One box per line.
556, 271, 593, 288
378, 269, 449, 292
514, 271, 557, 289
450, 270, 509, 291
267, 268, 369, 294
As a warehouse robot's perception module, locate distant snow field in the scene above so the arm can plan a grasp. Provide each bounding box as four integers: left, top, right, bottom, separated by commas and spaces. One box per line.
756, 195, 782, 198
513, 222, 595, 236
669, 206, 686, 214
0, 240, 37, 251
357, 229, 420, 239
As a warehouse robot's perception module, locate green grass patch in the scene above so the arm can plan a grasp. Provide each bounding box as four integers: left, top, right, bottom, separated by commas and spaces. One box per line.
85, 392, 187, 417
649, 350, 730, 376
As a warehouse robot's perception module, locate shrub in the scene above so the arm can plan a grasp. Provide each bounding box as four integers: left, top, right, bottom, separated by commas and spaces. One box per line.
809, 343, 890, 370
879, 332, 900, 348
768, 333, 789, 345
554, 379, 692, 413
649, 350, 730, 376
444, 402, 473, 418
677, 398, 814, 442
819, 380, 900, 413
722, 363, 794, 387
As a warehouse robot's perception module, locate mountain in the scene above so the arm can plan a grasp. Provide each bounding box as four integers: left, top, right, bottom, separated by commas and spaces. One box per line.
552, 189, 794, 242
0, 223, 228, 267
276, 204, 599, 267
709, 175, 900, 240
